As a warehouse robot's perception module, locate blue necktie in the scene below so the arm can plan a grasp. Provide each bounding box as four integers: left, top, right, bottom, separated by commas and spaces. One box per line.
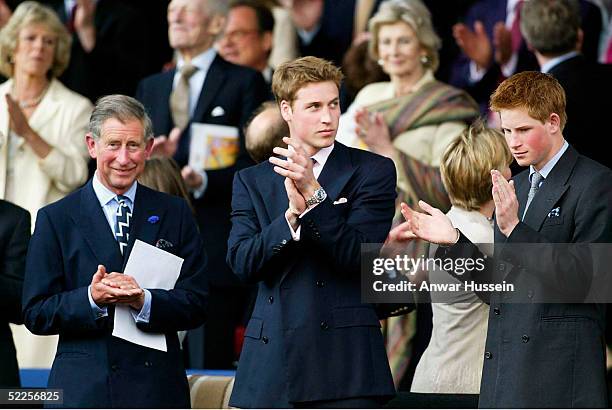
114, 195, 132, 255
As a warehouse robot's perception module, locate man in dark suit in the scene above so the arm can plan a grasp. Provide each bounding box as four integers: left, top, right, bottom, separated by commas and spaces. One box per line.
227, 56, 397, 408
402, 71, 612, 407
22, 95, 208, 408
449, 0, 601, 114
0, 200, 30, 388
520, 0, 612, 169
136, 0, 267, 369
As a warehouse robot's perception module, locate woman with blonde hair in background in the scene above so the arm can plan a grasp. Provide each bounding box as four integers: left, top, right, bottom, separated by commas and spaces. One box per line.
337, 0, 479, 386
1, 1, 92, 371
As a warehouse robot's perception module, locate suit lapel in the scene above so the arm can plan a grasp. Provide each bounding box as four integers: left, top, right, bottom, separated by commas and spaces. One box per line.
522, 147, 577, 230
317, 143, 356, 201
158, 70, 176, 132
75, 181, 124, 272
190, 56, 226, 124
122, 184, 165, 270
258, 165, 288, 224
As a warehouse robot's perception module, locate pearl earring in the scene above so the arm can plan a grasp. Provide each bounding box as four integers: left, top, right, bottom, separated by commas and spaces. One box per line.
377, 59, 384, 66
420, 55, 429, 65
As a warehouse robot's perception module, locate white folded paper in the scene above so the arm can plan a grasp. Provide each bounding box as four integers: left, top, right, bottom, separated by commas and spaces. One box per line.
112, 240, 183, 351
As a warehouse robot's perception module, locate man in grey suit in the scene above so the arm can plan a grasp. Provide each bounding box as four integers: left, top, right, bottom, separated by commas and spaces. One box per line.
400, 71, 612, 407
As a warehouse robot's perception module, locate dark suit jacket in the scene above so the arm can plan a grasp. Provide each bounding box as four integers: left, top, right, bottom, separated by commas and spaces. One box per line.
449, 0, 601, 112
438, 146, 612, 407
0, 200, 30, 388
22, 181, 208, 408
40, 0, 151, 102
547, 55, 612, 169
136, 54, 267, 288
227, 142, 397, 407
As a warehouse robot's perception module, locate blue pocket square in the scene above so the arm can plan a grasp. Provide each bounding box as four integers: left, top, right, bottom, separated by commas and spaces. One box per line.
547, 207, 560, 218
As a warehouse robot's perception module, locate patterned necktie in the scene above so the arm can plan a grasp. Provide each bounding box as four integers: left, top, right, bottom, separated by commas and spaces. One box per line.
115, 195, 132, 255
170, 63, 198, 129
522, 170, 543, 220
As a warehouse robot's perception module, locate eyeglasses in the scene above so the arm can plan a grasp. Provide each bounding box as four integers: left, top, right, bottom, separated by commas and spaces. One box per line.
221, 29, 260, 42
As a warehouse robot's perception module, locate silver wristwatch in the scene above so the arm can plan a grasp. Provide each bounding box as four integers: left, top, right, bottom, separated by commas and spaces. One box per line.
305, 187, 327, 207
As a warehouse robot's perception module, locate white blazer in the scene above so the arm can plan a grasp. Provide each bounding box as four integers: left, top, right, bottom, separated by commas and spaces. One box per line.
0, 78, 92, 226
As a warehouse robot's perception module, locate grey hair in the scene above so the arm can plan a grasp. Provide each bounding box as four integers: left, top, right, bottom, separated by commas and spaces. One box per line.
205, 0, 230, 15
368, 0, 441, 72
88, 95, 154, 141
520, 0, 581, 56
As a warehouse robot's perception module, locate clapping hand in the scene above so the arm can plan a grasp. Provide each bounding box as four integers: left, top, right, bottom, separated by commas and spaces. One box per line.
491, 169, 519, 237
90, 265, 144, 310
151, 127, 181, 158
453, 21, 492, 70
270, 137, 319, 199
400, 201, 458, 245
354, 108, 394, 157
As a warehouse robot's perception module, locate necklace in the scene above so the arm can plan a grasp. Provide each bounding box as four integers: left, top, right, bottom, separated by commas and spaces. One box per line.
12, 83, 50, 109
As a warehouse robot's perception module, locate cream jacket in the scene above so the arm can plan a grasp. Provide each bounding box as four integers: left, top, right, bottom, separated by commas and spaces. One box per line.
0, 78, 92, 226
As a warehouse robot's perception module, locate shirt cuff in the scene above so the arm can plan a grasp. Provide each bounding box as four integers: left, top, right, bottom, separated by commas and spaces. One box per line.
286, 213, 301, 241
192, 169, 208, 199
130, 289, 152, 323
88, 285, 108, 320
469, 60, 487, 83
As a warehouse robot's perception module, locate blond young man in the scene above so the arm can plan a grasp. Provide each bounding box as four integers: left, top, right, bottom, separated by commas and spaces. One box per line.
401, 71, 612, 407
227, 56, 398, 408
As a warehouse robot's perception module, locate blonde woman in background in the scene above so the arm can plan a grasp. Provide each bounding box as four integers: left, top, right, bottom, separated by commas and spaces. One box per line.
1, 2, 92, 370
336, 0, 479, 385
409, 120, 512, 393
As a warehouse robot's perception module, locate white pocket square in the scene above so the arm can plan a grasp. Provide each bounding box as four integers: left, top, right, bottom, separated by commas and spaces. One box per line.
211, 106, 225, 117
333, 197, 348, 205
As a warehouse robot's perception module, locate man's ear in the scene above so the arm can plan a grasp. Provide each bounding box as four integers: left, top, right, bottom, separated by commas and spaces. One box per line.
279, 100, 292, 123
576, 28, 584, 53
144, 137, 154, 159
262, 31, 273, 54
547, 113, 561, 134
85, 134, 97, 159
208, 14, 227, 37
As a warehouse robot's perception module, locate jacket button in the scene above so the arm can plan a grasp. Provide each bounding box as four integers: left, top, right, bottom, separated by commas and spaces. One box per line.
493, 308, 500, 315
316, 280, 325, 287
498, 263, 505, 271
527, 290, 534, 299
144, 361, 152, 367
281, 239, 287, 245
484, 351, 492, 359
522, 335, 530, 343
320, 321, 329, 330
111, 364, 119, 371
262, 336, 269, 344
268, 296, 274, 304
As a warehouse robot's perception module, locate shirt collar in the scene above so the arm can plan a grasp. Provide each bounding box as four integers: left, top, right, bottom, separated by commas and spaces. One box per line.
540, 51, 580, 73
92, 171, 138, 207
177, 48, 217, 73
262, 66, 273, 83
311, 143, 335, 168
529, 140, 569, 181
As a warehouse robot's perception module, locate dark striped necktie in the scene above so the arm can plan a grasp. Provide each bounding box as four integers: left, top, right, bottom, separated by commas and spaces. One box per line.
114, 195, 132, 255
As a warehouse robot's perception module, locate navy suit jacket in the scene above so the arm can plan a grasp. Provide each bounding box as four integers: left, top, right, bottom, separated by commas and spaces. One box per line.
227, 143, 397, 407
0, 200, 30, 388
136, 54, 267, 288
22, 181, 208, 408
438, 146, 612, 407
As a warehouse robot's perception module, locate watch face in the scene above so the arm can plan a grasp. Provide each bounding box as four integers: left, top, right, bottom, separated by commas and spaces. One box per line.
316, 189, 326, 201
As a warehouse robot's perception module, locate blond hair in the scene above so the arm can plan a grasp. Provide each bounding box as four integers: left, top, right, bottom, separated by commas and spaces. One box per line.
271, 56, 344, 106
441, 120, 512, 211
489, 71, 567, 131
0, 1, 72, 78
368, 0, 441, 72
